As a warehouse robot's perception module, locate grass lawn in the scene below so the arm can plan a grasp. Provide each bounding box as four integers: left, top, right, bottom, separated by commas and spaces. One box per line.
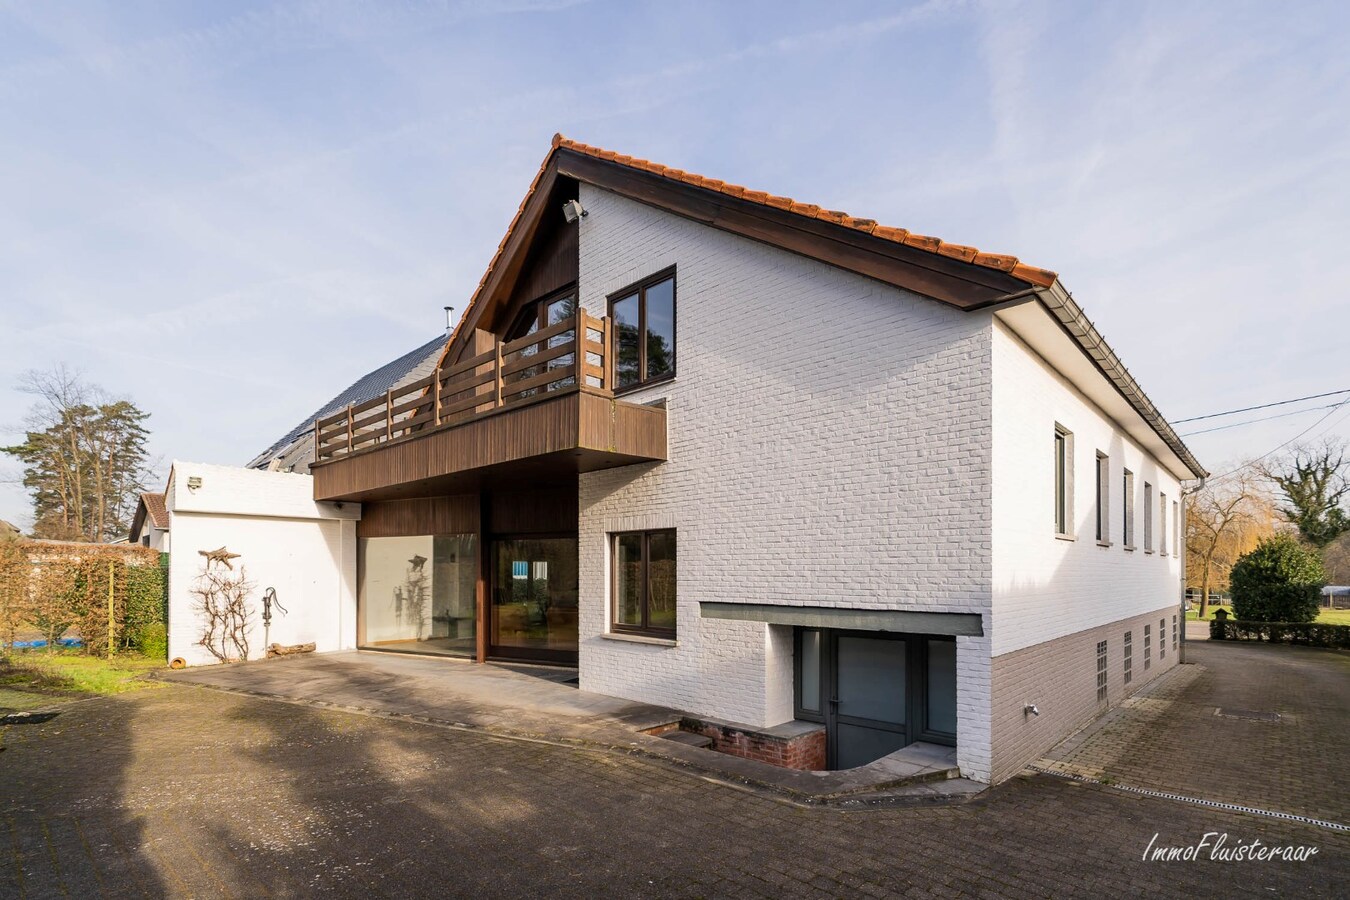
0, 651, 164, 711
1185, 604, 1350, 625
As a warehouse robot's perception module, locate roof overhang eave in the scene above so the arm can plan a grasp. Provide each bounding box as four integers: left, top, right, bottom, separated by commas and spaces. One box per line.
994, 280, 1208, 481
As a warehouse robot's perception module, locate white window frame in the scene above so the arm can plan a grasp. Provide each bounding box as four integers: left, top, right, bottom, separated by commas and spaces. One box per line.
1122, 469, 1135, 550
1143, 482, 1154, 553
1160, 491, 1169, 557
1054, 425, 1074, 539
1173, 500, 1180, 558
1095, 452, 1111, 546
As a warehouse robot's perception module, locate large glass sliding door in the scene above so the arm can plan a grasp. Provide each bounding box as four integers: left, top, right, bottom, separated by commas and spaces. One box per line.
359, 534, 477, 657
490, 537, 578, 663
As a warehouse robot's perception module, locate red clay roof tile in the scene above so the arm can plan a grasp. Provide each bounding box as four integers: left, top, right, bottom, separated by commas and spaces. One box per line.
553, 134, 1057, 288
443, 135, 1060, 366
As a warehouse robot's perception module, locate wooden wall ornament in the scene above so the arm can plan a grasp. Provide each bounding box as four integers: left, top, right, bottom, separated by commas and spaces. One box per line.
198, 547, 241, 570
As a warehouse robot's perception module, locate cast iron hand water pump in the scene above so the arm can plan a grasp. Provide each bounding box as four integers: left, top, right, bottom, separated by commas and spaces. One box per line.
262, 587, 287, 652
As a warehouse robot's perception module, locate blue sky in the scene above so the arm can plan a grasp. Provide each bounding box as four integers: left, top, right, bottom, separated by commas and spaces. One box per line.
2, 0, 1349, 527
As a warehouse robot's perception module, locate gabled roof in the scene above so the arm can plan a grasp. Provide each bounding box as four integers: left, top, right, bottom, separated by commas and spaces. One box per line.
128, 492, 167, 542
247, 335, 446, 470
438, 134, 1205, 480
556, 136, 1058, 286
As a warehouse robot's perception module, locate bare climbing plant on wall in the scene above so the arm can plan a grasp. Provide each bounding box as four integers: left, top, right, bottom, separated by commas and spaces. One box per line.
192, 550, 253, 663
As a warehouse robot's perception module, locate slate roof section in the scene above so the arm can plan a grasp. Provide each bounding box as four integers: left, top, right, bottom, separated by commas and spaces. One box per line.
247, 335, 446, 470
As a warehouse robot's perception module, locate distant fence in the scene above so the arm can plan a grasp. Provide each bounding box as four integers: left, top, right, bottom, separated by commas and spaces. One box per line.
0, 539, 166, 656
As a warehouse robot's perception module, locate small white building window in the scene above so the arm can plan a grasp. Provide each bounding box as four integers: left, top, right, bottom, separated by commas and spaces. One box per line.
1143, 482, 1154, 553
1054, 425, 1073, 538
1095, 452, 1110, 545
1160, 491, 1169, 557
1173, 500, 1180, 557
1122, 469, 1135, 550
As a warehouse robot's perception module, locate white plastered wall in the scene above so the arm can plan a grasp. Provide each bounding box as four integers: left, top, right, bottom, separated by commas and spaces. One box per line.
165, 461, 360, 666
990, 320, 1185, 654
574, 186, 995, 777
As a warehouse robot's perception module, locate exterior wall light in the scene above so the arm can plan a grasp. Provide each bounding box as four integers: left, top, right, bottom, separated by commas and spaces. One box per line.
1023, 703, 1040, 717
186, 476, 202, 493
562, 199, 587, 223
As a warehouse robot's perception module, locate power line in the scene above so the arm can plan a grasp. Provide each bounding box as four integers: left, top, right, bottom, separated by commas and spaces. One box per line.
1205, 396, 1350, 485
1173, 388, 1350, 424
1179, 402, 1342, 437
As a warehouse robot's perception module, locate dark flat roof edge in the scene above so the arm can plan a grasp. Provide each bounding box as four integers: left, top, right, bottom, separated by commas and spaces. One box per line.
699, 602, 984, 637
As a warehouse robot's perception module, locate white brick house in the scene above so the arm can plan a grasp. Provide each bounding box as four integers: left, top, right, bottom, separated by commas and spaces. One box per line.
247, 136, 1204, 783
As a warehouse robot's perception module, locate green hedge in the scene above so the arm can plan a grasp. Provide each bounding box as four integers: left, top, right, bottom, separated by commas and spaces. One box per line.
1210, 618, 1350, 649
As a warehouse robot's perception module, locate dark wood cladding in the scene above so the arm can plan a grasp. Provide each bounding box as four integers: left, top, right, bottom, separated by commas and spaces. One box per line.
500, 222, 578, 333
486, 483, 578, 535
555, 150, 1028, 309
441, 173, 576, 368
357, 495, 479, 538
312, 389, 666, 502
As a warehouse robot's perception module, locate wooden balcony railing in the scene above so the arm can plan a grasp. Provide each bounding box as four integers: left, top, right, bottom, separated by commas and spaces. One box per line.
313, 309, 613, 463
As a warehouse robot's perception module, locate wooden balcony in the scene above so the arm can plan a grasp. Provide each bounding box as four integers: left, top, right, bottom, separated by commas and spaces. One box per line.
308, 310, 667, 502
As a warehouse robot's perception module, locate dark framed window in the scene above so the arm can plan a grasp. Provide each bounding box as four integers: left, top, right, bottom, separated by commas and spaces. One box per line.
608, 269, 675, 391
1124, 630, 1133, 685
611, 529, 676, 637
504, 289, 577, 396
1144, 624, 1152, 670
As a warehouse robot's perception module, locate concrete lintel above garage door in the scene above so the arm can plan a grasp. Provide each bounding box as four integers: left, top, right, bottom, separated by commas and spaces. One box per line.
699, 603, 984, 637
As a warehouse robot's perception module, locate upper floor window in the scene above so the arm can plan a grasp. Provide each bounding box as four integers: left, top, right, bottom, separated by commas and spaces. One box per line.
1054, 425, 1073, 537
609, 270, 675, 391
1095, 452, 1110, 545
612, 529, 677, 638
1143, 482, 1154, 552
1123, 469, 1135, 549
1173, 500, 1180, 557
1160, 491, 1169, 556
505, 291, 577, 395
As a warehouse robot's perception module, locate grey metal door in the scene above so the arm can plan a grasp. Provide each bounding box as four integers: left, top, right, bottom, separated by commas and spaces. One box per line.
828, 633, 909, 770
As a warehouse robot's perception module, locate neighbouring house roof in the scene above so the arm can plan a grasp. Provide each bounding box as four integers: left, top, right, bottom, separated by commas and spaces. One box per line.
246, 334, 446, 473
128, 492, 168, 542
438, 134, 1205, 480
0, 519, 19, 537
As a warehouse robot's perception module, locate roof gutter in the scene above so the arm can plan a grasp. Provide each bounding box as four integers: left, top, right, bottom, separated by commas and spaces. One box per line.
1021, 280, 1207, 480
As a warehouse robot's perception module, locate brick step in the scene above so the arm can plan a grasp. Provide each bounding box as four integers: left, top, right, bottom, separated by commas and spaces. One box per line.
660, 730, 714, 749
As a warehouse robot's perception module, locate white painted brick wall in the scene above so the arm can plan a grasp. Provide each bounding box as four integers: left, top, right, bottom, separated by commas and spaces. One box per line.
574, 186, 995, 776
165, 462, 359, 666
990, 321, 1185, 657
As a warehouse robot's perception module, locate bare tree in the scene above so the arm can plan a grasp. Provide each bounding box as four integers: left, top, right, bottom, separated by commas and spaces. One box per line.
1259, 438, 1350, 549
1186, 470, 1276, 617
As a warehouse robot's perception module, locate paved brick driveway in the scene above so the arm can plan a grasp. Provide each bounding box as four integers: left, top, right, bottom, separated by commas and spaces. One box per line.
1, 642, 1346, 898
1039, 639, 1350, 826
